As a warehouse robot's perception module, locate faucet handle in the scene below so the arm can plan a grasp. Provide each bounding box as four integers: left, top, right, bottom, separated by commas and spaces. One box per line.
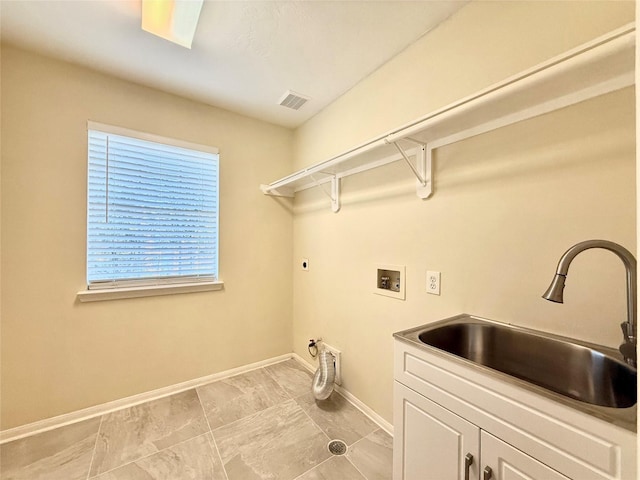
620, 322, 633, 341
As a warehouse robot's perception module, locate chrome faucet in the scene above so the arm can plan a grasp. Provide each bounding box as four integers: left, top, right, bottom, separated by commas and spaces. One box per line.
542, 240, 637, 368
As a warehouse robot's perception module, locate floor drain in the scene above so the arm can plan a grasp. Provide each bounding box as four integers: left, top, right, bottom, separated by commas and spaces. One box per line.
328, 439, 347, 455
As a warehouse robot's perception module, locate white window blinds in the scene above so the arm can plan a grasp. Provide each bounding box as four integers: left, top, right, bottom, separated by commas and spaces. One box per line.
87, 123, 219, 289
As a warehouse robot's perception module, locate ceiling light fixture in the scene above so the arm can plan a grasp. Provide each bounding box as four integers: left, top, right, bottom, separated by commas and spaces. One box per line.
141, 0, 203, 49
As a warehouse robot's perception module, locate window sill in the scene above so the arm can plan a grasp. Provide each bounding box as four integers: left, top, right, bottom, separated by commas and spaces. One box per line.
76, 281, 224, 303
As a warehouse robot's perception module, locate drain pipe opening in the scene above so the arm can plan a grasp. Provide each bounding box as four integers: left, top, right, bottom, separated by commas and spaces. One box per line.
328, 439, 347, 455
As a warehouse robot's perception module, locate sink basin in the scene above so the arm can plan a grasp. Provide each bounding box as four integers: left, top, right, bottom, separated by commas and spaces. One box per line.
416, 321, 636, 408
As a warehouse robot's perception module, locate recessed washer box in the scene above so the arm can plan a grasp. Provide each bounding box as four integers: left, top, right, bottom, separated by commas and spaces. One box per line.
374, 264, 406, 300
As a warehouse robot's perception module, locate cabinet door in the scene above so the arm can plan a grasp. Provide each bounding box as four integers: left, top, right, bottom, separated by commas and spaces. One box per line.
394, 382, 480, 480
481, 431, 570, 480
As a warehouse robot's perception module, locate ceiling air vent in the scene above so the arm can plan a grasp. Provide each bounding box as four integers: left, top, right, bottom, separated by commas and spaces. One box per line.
278, 90, 310, 110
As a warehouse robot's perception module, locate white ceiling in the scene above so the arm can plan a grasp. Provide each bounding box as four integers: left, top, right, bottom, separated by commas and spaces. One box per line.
0, 0, 467, 128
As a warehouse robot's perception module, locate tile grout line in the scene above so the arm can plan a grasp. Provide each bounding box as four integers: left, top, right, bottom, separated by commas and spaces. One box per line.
255, 365, 293, 405
293, 392, 335, 448
208, 395, 299, 437
346, 428, 393, 480
345, 454, 370, 480
262, 363, 298, 401
280, 359, 338, 442
195, 387, 230, 480
291, 389, 383, 480
86, 390, 211, 479
200, 363, 303, 438
88, 430, 215, 479
278, 359, 373, 451
292, 390, 370, 447
264, 359, 345, 446
293, 408, 334, 480
199, 366, 295, 437
344, 436, 371, 480
288, 439, 371, 480
210, 363, 333, 480
85, 415, 105, 480
291, 455, 336, 480
203, 365, 331, 480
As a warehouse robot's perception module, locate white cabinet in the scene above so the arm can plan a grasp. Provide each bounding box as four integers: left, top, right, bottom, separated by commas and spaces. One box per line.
394, 382, 571, 480
481, 431, 569, 480
394, 382, 479, 480
393, 339, 636, 480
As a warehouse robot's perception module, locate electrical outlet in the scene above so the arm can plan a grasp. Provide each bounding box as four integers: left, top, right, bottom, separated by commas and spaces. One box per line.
302, 258, 309, 271
427, 271, 441, 295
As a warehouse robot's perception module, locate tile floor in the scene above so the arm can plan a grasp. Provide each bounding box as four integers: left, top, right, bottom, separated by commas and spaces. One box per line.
0, 359, 393, 480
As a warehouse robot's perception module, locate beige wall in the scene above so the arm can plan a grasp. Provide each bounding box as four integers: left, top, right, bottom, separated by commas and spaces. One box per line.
0, 46, 293, 429
292, 1, 636, 423
1, 0, 637, 432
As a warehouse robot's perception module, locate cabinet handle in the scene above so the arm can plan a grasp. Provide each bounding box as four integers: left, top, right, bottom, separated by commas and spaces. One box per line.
483, 466, 493, 480
464, 453, 474, 480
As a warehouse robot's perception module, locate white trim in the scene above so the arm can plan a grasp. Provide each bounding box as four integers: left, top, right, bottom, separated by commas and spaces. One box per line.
0, 353, 290, 444
0, 353, 393, 444
76, 280, 224, 302
89, 275, 218, 290
87, 121, 219, 155
338, 382, 394, 436
291, 353, 394, 436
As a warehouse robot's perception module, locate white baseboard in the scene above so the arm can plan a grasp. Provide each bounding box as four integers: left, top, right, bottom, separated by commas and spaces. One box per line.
0, 353, 292, 444
291, 353, 394, 436
1, 352, 393, 444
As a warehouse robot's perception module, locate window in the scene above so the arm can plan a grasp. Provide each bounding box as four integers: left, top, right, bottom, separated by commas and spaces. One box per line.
84, 122, 219, 297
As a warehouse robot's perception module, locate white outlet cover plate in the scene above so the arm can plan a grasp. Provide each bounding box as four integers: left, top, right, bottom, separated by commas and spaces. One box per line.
427, 270, 441, 295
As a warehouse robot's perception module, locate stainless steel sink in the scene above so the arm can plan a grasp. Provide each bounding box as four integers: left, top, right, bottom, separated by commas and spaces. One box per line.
418, 322, 636, 408
395, 315, 637, 430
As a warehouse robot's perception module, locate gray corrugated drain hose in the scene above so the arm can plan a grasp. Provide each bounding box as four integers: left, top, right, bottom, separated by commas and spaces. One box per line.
312, 350, 335, 400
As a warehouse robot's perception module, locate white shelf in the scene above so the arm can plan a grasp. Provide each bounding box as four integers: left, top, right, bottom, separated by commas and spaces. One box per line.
261, 23, 635, 212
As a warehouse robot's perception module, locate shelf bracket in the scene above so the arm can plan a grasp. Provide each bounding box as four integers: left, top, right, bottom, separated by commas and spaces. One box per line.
416, 144, 432, 200
330, 175, 341, 212
310, 173, 341, 213
388, 140, 432, 199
